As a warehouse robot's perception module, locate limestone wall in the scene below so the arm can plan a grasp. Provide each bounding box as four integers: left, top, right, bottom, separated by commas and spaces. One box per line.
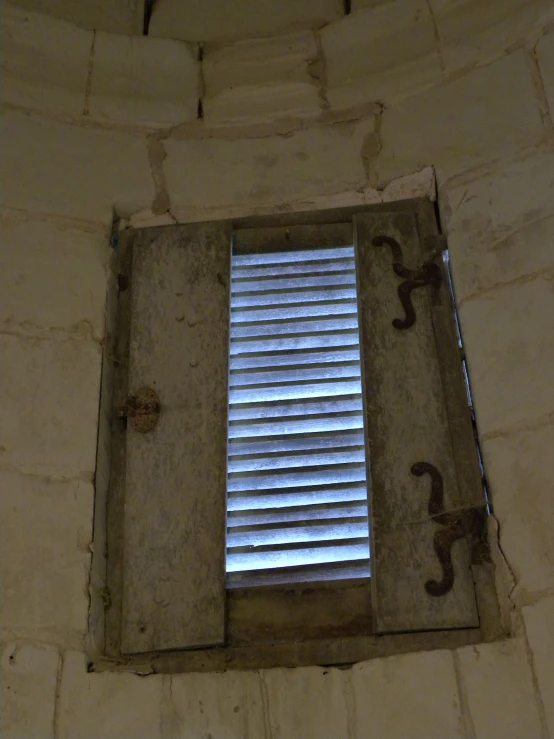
1, 1, 554, 736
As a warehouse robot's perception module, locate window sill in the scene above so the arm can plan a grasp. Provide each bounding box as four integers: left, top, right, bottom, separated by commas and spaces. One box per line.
93, 565, 503, 674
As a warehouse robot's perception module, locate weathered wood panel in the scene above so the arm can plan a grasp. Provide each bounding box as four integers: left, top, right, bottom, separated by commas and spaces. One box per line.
355, 210, 479, 633
120, 222, 231, 653
234, 223, 353, 254
415, 200, 484, 511
228, 580, 372, 646
92, 627, 483, 674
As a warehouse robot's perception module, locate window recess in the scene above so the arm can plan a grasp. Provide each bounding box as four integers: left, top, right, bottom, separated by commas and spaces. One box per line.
103, 201, 497, 669
227, 229, 370, 589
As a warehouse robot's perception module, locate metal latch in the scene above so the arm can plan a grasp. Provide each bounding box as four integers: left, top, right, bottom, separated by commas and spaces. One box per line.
118, 387, 160, 433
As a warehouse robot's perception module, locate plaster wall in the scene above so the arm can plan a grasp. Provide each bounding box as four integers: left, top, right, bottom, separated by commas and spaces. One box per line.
1, 1, 554, 736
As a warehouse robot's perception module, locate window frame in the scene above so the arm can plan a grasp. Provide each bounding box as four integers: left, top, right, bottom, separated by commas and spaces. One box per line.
94, 198, 504, 674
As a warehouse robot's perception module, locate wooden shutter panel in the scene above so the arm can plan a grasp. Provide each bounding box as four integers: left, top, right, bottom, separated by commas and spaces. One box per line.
355, 205, 485, 633
118, 222, 231, 653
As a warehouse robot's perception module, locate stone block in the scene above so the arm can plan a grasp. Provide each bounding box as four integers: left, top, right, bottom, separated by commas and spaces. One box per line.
0, 472, 93, 643
457, 639, 543, 738
89, 33, 198, 127
0, 220, 109, 340
459, 276, 554, 437
537, 31, 554, 116
450, 214, 554, 304
262, 666, 348, 739
58, 651, 163, 739
0, 335, 101, 476
205, 31, 318, 95
161, 671, 265, 738
523, 595, 554, 736
378, 52, 544, 184
0, 642, 59, 739
149, 0, 342, 45
429, 0, 554, 71
445, 149, 554, 244
0, 4, 92, 117
381, 165, 436, 202
445, 150, 554, 302
204, 84, 321, 126
164, 118, 375, 219
203, 31, 321, 125
482, 424, 554, 595
8, 0, 143, 34
352, 0, 392, 8
322, 0, 441, 109
0, 111, 154, 226
352, 650, 464, 738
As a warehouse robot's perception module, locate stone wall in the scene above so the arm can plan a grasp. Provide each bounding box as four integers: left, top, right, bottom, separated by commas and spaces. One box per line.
1, 0, 554, 736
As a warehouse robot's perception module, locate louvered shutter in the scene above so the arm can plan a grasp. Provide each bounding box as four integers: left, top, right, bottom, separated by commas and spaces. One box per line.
117, 222, 231, 653
227, 224, 370, 587
355, 205, 486, 633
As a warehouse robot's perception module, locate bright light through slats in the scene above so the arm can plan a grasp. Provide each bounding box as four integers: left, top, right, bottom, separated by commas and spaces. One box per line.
226, 243, 370, 587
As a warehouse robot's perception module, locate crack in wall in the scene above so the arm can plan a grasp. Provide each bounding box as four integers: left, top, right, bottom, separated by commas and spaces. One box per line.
452, 650, 477, 739
522, 620, 551, 739
160, 674, 181, 738
52, 650, 64, 739
258, 670, 273, 739
342, 668, 357, 739
526, 44, 554, 140
361, 104, 383, 187
309, 30, 330, 112
426, 0, 445, 73
197, 43, 206, 121
83, 31, 96, 117
147, 135, 171, 216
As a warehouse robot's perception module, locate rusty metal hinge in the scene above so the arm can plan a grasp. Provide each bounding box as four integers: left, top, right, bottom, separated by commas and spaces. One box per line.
118, 387, 160, 433
411, 462, 490, 597
373, 235, 442, 330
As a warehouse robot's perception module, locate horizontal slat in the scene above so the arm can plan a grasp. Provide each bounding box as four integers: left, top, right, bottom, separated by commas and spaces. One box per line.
231, 331, 359, 355
232, 287, 357, 308
229, 395, 362, 421
232, 301, 357, 322
229, 415, 363, 440
227, 560, 370, 588
228, 483, 368, 511
227, 502, 368, 527
228, 448, 366, 473
227, 541, 370, 572
231, 316, 359, 339
232, 246, 354, 267
232, 259, 355, 279
230, 380, 362, 404
228, 430, 365, 456
230, 349, 361, 371
228, 464, 366, 493
227, 519, 369, 547
230, 363, 361, 387
232, 273, 355, 293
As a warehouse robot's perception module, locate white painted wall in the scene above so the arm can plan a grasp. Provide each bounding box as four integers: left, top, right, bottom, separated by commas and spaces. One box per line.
1, 1, 554, 736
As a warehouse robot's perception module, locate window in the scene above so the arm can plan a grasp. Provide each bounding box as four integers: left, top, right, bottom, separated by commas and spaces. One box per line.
226, 240, 370, 588
102, 201, 497, 671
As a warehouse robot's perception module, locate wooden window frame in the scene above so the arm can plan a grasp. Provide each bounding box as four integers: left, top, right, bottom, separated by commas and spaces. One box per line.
94, 199, 504, 675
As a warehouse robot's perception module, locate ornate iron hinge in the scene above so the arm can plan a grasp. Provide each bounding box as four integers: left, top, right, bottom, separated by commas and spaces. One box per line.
411, 462, 490, 596
373, 235, 442, 329
118, 387, 160, 433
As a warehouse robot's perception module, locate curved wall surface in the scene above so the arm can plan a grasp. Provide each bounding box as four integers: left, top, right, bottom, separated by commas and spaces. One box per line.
1, 1, 554, 736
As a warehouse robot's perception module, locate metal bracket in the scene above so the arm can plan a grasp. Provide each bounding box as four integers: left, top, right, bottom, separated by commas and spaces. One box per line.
373, 235, 442, 330
411, 462, 489, 597
118, 387, 160, 433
